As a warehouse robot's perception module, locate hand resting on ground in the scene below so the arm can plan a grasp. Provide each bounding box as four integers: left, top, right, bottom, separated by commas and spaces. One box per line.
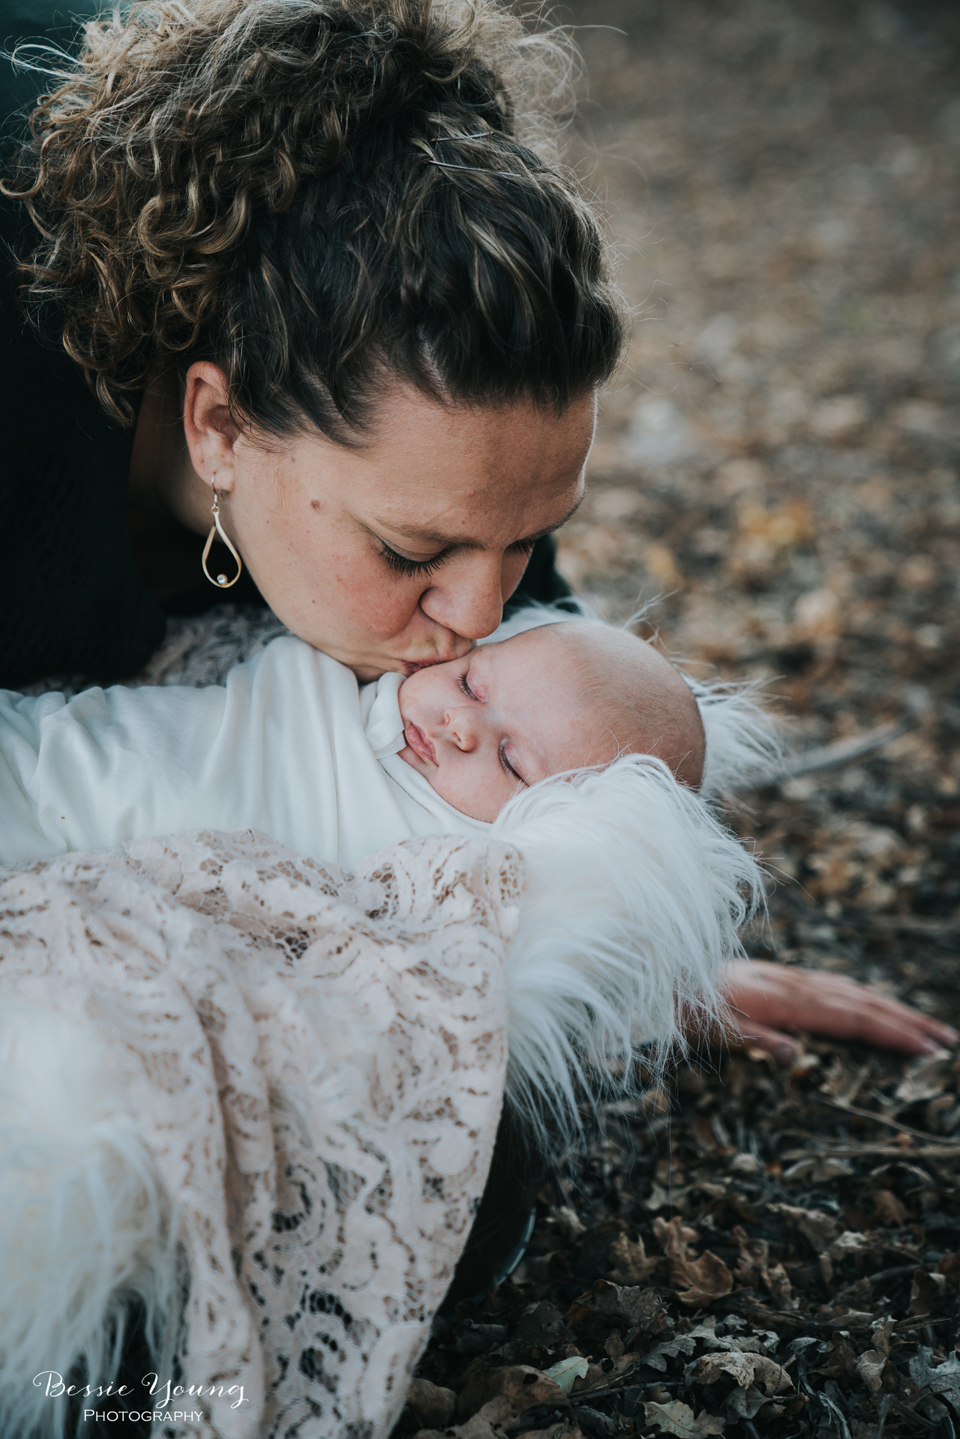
717, 958, 958, 1064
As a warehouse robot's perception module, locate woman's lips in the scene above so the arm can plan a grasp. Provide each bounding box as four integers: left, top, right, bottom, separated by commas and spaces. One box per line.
397, 656, 457, 676
404, 722, 436, 766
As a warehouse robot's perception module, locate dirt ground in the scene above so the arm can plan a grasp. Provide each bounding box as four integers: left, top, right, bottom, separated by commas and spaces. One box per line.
394, 3, 960, 1437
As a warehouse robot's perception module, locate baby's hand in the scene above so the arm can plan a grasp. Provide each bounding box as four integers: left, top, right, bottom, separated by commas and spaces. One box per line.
718, 958, 958, 1066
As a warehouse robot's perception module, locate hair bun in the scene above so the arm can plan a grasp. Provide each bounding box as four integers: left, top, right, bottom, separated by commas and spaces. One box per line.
9, 0, 623, 432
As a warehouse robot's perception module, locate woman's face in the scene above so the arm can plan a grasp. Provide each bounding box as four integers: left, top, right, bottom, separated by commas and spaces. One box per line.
185, 370, 596, 681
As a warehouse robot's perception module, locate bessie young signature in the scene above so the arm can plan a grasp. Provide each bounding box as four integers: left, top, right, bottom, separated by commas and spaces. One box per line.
33, 1371, 248, 1410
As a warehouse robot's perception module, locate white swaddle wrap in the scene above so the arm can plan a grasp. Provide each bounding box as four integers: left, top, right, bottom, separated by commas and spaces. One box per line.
0, 637, 487, 869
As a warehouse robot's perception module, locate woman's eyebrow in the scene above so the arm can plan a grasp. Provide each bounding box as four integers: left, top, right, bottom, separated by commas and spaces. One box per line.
372, 493, 585, 550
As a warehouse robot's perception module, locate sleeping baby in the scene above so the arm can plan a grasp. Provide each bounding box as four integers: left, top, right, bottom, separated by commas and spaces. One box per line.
0, 612, 712, 868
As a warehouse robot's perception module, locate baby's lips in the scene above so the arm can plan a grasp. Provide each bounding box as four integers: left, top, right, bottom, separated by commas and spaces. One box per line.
403, 722, 437, 766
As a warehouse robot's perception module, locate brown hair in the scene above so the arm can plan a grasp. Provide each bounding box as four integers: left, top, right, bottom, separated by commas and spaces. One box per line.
6, 0, 627, 435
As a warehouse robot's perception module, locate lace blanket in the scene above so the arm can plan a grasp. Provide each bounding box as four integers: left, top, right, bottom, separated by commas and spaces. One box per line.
0, 828, 519, 1438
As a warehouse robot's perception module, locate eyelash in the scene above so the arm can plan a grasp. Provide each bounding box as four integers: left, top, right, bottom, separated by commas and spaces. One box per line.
378, 543, 449, 578
378, 536, 538, 579
500, 744, 525, 786
459, 672, 525, 785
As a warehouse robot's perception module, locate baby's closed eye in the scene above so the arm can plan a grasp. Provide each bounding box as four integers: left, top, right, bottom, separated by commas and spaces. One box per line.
499, 743, 526, 786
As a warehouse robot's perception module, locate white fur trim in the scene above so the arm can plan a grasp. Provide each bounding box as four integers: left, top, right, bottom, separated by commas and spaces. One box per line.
0, 1003, 175, 1438
494, 753, 764, 1144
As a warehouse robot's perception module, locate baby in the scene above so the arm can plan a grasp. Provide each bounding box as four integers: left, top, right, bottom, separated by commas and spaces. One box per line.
0, 613, 706, 868
397, 619, 704, 821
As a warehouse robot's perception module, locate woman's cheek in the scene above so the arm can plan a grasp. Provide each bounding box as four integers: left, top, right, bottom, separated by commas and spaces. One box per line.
322, 547, 413, 631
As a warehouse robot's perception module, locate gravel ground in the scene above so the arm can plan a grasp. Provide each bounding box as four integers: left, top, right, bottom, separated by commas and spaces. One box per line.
394, 4, 960, 1437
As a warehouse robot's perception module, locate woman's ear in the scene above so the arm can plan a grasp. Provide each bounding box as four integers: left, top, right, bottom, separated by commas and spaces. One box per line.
182, 362, 241, 494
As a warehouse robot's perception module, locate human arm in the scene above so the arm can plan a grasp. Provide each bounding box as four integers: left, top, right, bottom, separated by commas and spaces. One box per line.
719, 958, 957, 1064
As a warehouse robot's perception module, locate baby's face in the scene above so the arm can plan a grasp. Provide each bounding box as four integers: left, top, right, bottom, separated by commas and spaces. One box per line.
397, 626, 613, 822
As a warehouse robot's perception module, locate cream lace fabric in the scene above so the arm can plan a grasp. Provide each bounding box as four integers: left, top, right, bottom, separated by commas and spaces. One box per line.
0, 828, 520, 1438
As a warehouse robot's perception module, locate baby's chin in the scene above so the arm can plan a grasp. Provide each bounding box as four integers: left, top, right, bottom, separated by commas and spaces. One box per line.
397, 746, 496, 822
398, 743, 427, 775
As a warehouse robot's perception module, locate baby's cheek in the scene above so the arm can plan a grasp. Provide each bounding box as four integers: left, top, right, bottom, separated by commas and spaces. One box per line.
433, 761, 504, 823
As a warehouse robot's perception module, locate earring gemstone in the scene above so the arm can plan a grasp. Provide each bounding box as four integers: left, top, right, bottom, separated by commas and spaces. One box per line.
217, 575, 228, 586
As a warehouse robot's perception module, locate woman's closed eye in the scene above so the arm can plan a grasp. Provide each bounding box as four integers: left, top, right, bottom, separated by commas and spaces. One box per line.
458, 670, 479, 701
379, 533, 538, 579
378, 541, 449, 578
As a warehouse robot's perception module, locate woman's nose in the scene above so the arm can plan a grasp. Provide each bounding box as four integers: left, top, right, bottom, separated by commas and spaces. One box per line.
419, 553, 507, 641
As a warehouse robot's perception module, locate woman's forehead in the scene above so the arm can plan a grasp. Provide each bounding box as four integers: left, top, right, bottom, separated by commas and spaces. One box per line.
312, 383, 595, 519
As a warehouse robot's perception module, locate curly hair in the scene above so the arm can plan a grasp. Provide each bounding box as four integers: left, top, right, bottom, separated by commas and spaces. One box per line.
6, 0, 627, 435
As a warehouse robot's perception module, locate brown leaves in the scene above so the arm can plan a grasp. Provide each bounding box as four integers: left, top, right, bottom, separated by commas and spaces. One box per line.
692, 1350, 793, 1396
907, 1268, 948, 1317
565, 1279, 665, 1336
456, 1366, 568, 1420
407, 1378, 457, 1429
895, 1050, 955, 1105
653, 1216, 733, 1306
872, 1188, 909, 1226
764, 1202, 839, 1253
732, 1225, 800, 1310
643, 1399, 726, 1436
727, 499, 817, 585
855, 1349, 889, 1396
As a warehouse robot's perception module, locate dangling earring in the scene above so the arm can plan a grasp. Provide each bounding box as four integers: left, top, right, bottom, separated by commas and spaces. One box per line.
201, 483, 243, 589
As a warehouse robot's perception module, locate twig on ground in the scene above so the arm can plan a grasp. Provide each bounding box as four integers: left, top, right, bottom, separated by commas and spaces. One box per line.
780, 719, 915, 780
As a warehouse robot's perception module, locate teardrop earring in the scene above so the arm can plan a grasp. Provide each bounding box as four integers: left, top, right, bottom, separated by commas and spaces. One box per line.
201, 483, 243, 589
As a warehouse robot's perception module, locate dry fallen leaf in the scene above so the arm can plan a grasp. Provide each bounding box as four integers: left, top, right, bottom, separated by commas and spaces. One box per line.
540, 1357, 589, 1395
856, 1349, 888, 1396
765, 1203, 840, 1253
909, 1351, 960, 1417
693, 1351, 794, 1396
456, 1366, 567, 1420
872, 1188, 909, 1226
654, 1215, 733, 1305
908, 1268, 948, 1317
565, 1280, 665, 1334
643, 1399, 726, 1437
407, 1377, 457, 1429
895, 1051, 954, 1105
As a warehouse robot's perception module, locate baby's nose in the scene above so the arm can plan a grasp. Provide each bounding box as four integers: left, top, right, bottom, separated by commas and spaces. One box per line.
445, 706, 480, 752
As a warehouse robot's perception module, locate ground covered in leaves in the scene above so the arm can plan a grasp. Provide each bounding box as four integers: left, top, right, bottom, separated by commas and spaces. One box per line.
401, 1044, 960, 1439
393, 3, 960, 1437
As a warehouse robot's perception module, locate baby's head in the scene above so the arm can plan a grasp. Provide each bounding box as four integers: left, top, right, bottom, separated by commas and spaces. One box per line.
397, 621, 705, 821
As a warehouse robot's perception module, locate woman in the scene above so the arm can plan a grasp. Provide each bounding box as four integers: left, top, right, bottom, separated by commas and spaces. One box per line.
2, 0, 949, 1065
0, 0, 950, 1245
2, 0, 606, 693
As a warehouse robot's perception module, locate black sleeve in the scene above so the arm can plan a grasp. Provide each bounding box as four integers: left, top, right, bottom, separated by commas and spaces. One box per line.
502, 534, 581, 617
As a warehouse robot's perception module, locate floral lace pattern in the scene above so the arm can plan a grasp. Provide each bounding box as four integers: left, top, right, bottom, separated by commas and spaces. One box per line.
0, 829, 519, 1437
